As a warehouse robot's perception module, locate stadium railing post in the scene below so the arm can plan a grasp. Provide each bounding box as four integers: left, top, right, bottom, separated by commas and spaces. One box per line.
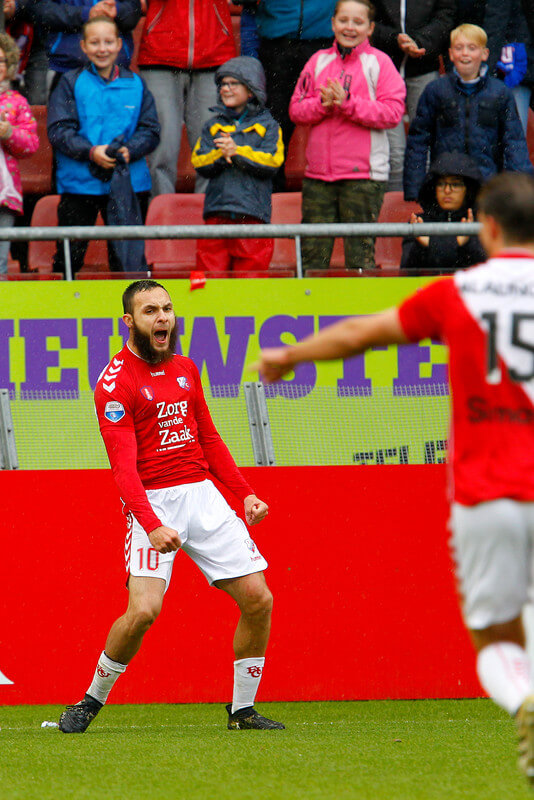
0, 389, 18, 470
243, 382, 276, 466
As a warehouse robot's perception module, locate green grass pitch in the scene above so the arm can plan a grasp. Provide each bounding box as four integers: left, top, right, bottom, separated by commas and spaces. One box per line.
1, 699, 531, 799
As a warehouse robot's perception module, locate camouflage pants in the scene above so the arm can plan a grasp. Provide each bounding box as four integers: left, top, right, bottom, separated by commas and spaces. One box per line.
301, 178, 386, 270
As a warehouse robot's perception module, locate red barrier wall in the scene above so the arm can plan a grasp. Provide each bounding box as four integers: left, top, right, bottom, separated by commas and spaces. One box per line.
0, 466, 482, 704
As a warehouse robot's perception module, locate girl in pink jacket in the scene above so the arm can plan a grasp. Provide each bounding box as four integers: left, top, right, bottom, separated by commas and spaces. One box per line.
289, 0, 405, 270
0, 33, 38, 274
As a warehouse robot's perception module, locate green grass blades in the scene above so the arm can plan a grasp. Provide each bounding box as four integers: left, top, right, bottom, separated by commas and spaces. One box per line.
0, 699, 530, 800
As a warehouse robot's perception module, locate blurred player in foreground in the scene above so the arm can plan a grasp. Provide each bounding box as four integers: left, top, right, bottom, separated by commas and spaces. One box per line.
59, 279, 284, 733
255, 172, 534, 783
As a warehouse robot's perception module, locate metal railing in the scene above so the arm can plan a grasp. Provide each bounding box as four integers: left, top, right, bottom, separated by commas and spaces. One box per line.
0, 221, 482, 280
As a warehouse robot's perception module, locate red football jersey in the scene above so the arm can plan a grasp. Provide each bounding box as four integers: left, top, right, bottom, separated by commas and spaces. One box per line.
399, 250, 534, 505
94, 344, 254, 533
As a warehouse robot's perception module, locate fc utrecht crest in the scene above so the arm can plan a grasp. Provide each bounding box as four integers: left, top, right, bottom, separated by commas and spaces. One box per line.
177, 376, 190, 390
0, 667, 13, 685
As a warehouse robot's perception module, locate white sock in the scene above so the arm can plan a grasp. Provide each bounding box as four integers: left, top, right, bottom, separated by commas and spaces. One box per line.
477, 642, 533, 715
232, 657, 265, 714
87, 650, 128, 705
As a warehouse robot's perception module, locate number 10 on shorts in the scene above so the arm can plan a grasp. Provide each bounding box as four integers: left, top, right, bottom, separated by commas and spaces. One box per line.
137, 547, 160, 571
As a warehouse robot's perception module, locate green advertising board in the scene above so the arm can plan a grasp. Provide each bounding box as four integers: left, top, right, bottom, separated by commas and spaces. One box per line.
0, 277, 450, 468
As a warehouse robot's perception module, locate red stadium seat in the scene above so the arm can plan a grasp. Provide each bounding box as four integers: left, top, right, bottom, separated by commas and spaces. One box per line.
374, 191, 422, 269
146, 193, 295, 277
28, 195, 109, 273
20, 105, 53, 196
270, 191, 301, 269
145, 193, 205, 272
285, 125, 309, 191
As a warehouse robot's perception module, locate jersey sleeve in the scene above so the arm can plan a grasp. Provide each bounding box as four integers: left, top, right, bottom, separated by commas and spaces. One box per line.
397, 277, 455, 343
94, 368, 162, 535
189, 360, 255, 502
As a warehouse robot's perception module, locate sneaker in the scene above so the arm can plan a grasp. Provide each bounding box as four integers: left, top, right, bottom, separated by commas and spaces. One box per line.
517, 694, 534, 784
226, 703, 285, 730
59, 694, 103, 733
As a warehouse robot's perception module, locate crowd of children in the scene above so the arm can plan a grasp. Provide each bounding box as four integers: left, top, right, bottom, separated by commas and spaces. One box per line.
3, 0, 534, 276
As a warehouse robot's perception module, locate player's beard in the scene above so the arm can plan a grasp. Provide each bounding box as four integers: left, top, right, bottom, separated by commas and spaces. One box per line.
132, 320, 178, 364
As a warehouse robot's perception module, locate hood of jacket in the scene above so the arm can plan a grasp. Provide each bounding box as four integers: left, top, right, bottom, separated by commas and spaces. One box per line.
215, 56, 267, 107
418, 152, 484, 214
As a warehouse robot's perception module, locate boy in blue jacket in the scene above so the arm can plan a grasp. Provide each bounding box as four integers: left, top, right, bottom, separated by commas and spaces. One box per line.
191, 56, 284, 273
404, 23, 533, 201
47, 16, 159, 275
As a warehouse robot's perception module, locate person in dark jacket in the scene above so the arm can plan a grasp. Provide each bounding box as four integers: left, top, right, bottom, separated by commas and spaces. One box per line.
483, 0, 534, 133
404, 23, 533, 201
32, 0, 141, 95
371, 0, 457, 190
255, 0, 336, 190
191, 56, 284, 273
401, 151, 485, 272
47, 16, 159, 276
4, 0, 48, 104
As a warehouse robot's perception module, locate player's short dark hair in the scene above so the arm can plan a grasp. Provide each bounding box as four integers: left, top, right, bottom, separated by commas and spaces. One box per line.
477, 172, 534, 244
122, 280, 169, 315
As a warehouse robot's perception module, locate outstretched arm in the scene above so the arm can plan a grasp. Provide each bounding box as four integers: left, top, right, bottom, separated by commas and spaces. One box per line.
253, 308, 408, 383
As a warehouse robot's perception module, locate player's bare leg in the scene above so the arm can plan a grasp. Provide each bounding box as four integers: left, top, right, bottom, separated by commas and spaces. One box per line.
105, 576, 166, 663
59, 577, 165, 733
215, 571, 284, 730
470, 616, 534, 785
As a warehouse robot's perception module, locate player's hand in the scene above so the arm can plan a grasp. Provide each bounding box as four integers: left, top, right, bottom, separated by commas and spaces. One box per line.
244, 494, 269, 525
92, 144, 116, 169
457, 207, 474, 246
250, 346, 295, 384
148, 525, 181, 553
118, 146, 130, 163
410, 212, 429, 247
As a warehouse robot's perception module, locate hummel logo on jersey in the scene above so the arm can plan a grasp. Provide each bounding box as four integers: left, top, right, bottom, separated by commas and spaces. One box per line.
105, 401, 125, 423
101, 357, 124, 393
150, 370, 165, 377
177, 376, 190, 389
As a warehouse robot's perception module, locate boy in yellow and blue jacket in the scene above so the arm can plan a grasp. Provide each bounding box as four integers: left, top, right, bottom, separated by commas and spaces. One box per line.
191, 56, 284, 273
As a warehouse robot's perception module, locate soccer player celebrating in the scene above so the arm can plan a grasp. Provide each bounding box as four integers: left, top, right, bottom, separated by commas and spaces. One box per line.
59, 280, 284, 733
255, 172, 534, 783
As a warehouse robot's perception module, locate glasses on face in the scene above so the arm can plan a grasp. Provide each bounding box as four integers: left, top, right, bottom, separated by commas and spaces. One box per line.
436, 180, 466, 191
220, 80, 243, 90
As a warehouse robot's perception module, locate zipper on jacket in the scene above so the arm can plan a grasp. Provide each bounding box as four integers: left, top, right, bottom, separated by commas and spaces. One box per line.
213, 2, 230, 36
188, 0, 195, 68
464, 95, 471, 154
146, 7, 163, 35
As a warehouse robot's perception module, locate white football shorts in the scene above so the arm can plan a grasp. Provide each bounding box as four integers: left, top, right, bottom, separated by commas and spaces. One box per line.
125, 479, 267, 591
450, 499, 534, 629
